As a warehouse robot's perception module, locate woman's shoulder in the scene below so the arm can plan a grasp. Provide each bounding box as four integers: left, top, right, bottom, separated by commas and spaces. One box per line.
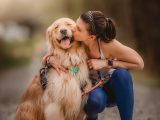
101, 39, 128, 58
102, 39, 123, 50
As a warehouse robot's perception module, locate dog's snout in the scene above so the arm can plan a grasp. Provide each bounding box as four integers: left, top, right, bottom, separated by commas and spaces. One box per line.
60, 29, 67, 35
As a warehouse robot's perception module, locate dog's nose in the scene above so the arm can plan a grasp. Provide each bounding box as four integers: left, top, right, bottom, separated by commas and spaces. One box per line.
60, 29, 67, 35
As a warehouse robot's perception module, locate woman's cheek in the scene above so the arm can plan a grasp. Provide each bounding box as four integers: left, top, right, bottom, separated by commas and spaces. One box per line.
73, 32, 79, 41
73, 34, 79, 41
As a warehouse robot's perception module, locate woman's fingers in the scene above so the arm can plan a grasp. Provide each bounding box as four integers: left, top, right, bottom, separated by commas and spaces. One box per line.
88, 64, 93, 69
49, 56, 68, 72
55, 67, 61, 75
89, 66, 93, 69
87, 59, 93, 64
58, 66, 69, 73
87, 59, 102, 70
87, 60, 93, 69
53, 64, 68, 73
52, 64, 60, 74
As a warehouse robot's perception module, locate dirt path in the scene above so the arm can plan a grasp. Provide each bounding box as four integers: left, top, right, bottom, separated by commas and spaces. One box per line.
0, 54, 42, 120
0, 56, 160, 120
99, 84, 160, 120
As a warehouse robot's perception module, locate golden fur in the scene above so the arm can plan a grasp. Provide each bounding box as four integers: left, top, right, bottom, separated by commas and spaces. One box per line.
15, 18, 91, 120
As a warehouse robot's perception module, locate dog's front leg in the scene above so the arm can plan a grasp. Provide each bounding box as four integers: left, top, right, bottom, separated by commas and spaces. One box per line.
44, 103, 64, 120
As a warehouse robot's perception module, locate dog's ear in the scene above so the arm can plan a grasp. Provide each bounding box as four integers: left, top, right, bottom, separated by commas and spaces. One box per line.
46, 26, 53, 44
46, 26, 55, 52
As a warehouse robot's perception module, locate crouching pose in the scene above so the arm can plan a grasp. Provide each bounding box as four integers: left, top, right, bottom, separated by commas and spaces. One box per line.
43, 11, 144, 120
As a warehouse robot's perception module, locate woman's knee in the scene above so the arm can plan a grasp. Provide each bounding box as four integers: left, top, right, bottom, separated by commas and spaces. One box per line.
84, 88, 107, 114
111, 68, 133, 86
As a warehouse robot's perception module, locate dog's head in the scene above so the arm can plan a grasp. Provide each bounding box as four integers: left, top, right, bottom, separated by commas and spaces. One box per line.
47, 18, 77, 50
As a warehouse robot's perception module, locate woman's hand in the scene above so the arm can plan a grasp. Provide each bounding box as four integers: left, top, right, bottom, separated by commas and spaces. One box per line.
87, 59, 112, 70
48, 56, 68, 74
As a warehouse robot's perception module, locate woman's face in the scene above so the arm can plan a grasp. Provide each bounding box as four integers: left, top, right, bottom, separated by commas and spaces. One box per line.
72, 17, 91, 42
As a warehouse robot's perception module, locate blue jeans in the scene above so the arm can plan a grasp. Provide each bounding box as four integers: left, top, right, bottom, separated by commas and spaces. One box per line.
84, 68, 134, 120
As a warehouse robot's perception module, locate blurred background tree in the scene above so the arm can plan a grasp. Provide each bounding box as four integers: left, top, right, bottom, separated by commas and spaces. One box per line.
131, 0, 160, 76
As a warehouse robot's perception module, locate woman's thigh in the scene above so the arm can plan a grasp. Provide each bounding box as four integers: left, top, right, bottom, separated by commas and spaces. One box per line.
84, 87, 107, 114
102, 68, 133, 107
102, 80, 116, 107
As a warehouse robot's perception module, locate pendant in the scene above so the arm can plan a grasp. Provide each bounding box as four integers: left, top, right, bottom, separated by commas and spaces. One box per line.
71, 66, 78, 74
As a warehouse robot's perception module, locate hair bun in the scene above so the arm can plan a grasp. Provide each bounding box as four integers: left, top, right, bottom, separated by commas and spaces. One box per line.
104, 17, 116, 41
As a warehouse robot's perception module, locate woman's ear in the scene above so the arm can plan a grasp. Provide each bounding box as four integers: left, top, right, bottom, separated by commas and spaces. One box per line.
90, 35, 96, 40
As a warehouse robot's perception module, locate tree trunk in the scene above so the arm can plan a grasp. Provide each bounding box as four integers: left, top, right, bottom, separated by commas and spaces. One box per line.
131, 0, 160, 75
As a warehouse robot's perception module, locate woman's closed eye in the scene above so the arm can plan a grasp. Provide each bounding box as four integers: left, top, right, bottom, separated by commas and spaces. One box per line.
77, 26, 81, 32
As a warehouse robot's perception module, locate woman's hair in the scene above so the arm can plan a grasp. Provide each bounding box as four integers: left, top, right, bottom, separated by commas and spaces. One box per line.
80, 11, 116, 42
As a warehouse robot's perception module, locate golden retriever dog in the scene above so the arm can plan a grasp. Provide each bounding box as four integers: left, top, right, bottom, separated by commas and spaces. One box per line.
14, 18, 92, 120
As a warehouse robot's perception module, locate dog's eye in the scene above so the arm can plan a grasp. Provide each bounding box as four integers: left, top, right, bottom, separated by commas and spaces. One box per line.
67, 23, 72, 26
55, 25, 59, 29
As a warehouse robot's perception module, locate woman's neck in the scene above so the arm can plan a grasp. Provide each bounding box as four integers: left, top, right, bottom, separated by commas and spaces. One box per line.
83, 38, 98, 52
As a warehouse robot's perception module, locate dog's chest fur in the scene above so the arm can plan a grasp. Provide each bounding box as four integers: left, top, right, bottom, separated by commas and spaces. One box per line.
43, 45, 90, 119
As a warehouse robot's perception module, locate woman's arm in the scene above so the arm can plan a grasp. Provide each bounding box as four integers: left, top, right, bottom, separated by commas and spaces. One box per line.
105, 39, 144, 70
42, 55, 68, 73
87, 40, 144, 70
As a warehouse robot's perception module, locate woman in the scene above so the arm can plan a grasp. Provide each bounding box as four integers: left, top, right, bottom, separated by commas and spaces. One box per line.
43, 11, 144, 120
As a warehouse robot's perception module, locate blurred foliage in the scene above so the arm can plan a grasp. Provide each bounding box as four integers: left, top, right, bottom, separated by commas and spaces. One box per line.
0, 36, 42, 70
131, 0, 160, 76
0, 40, 30, 69
132, 71, 160, 88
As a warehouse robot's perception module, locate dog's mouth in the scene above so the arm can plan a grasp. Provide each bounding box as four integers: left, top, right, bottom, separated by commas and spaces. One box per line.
57, 36, 73, 49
